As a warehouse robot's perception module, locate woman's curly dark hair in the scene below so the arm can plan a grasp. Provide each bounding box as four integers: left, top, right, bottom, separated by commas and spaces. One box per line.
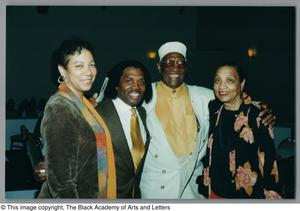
51, 37, 95, 85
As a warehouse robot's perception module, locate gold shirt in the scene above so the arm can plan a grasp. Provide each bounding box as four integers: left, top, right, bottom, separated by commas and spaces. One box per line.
155, 82, 197, 157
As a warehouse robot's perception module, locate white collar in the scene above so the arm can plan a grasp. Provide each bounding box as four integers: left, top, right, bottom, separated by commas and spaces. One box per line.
113, 97, 136, 114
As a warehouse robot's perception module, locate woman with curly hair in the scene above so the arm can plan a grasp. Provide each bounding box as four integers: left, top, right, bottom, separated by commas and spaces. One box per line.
201, 62, 281, 199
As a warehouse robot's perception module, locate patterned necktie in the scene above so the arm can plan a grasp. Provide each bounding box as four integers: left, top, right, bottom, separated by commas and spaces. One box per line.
130, 108, 145, 171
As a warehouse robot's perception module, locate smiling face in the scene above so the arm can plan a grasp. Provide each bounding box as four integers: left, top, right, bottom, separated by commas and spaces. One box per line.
116, 67, 146, 106
58, 48, 97, 97
157, 52, 187, 89
213, 66, 245, 110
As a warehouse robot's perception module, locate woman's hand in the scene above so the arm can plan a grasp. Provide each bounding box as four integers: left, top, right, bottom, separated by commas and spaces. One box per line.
264, 189, 282, 199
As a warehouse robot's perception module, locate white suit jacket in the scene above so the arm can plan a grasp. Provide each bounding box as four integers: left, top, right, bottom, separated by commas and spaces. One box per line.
140, 82, 214, 199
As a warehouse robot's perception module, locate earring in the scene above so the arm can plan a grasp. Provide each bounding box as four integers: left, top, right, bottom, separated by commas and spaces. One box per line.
57, 75, 65, 84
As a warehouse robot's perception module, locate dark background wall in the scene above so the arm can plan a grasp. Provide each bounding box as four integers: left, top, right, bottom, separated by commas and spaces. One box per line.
6, 6, 295, 130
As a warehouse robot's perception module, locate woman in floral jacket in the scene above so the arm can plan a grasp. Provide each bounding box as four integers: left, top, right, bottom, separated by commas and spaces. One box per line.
201, 62, 281, 199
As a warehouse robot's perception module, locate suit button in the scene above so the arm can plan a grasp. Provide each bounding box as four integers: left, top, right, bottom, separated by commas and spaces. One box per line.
160, 185, 165, 189
154, 154, 158, 158
189, 152, 192, 155
162, 170, 166, 174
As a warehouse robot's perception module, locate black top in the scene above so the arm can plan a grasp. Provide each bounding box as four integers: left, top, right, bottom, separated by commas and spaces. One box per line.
202, 99, 281, 198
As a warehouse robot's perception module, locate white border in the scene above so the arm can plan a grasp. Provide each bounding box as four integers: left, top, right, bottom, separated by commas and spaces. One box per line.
0, 0, 298, 205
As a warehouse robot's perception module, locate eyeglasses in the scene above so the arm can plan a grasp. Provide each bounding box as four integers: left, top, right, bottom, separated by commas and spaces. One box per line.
161, 59, 187, 68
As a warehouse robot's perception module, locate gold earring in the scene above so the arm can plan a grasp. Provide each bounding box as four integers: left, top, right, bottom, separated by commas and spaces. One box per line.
57, 75, 65, 84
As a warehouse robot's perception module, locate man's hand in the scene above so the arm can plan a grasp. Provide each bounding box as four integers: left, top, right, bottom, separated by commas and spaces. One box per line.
89, 93, 98, 107
258, 103, 276, 127
243, 93, 276, 127
34, 161, 46, 183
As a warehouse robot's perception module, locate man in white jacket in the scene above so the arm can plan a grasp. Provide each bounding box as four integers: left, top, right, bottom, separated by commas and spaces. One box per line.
139, 41, 275, 199
140, 41, 214, 199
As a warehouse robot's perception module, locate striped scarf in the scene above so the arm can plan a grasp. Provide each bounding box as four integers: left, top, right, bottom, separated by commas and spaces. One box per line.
58, 84, 116, 198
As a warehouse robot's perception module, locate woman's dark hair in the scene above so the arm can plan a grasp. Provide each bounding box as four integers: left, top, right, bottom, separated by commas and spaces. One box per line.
54, 37, 95, 69
215, 62, 247, 83
212, 62, 248, 107
104, 60, 153, 103
51, 37, 95, 85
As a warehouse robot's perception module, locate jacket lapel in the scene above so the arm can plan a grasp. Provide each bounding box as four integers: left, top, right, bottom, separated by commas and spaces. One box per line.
97, 99, 134, 171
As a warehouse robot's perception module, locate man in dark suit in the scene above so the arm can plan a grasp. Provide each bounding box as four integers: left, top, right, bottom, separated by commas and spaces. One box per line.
95, 60, 152, 198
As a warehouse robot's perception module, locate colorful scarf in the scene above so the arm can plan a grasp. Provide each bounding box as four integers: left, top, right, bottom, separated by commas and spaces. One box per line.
58, 84, 116, 199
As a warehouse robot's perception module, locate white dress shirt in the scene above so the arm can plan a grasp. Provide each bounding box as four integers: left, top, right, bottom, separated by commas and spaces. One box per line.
112, 97, 147, 150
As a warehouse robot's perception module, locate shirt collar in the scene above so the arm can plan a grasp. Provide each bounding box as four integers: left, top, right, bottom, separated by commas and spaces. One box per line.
113, 97, 135, 114
157, 81, 186, 98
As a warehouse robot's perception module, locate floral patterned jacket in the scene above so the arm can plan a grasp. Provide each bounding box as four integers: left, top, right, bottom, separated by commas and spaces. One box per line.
201, 98, 281, 199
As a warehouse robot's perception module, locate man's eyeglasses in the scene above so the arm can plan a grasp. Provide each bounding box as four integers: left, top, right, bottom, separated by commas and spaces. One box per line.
161, 59, 187, 68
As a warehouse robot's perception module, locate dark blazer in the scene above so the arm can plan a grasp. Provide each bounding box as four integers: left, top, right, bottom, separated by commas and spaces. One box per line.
38, 94, 99, 198
96, 98, 150, 198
